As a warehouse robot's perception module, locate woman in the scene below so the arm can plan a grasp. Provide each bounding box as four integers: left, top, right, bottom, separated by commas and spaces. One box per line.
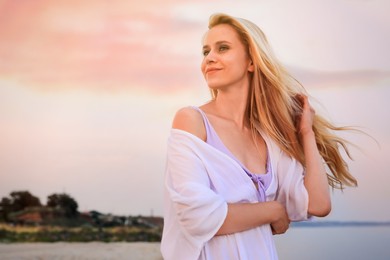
161, 13, 357, 260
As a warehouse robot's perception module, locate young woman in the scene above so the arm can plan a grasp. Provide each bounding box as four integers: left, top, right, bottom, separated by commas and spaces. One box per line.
161, 13, 357, 260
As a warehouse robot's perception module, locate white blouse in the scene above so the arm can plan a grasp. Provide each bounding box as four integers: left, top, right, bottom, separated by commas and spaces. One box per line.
161, 129, 309, 260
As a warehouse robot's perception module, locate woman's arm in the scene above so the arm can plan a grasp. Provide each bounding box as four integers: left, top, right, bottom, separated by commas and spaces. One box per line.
216, 201, 290, 235
298, 95, 331, 217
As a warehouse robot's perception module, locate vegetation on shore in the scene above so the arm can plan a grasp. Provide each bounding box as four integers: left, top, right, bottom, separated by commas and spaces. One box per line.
0, 224, 161, 243
0, 191, 162, 243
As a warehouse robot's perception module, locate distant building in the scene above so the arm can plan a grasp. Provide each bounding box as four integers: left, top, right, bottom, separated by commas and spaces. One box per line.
9, 207, 64, 226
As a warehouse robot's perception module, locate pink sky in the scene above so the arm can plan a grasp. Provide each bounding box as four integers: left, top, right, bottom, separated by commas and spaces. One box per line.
1, 0, 389, 92
0, 0, 205, 92
0, 0, 389, 219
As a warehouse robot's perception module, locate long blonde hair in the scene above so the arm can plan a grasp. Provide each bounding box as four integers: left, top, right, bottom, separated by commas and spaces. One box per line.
208, 13, 357, 189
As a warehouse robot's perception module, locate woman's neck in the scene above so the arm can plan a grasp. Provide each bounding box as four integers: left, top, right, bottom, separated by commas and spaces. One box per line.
213, 85, 249, 130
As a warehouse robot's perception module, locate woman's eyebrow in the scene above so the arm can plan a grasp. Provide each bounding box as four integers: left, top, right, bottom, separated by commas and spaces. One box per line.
202, 40, 232, 50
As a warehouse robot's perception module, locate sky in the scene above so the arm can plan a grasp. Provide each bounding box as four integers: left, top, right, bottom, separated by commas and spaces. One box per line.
0, 0, 389, 220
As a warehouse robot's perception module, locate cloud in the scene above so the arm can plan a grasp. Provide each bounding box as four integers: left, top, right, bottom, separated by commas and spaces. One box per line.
1, 0, 389, 94
288, 67, 390, 89
0, 0, 206, 93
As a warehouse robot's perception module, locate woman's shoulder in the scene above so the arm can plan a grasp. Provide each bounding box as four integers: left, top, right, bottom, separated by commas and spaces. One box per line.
172, 106, 206, 141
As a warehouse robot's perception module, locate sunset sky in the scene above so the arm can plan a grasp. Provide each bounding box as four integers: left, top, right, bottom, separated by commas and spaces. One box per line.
0, 0, 389, 221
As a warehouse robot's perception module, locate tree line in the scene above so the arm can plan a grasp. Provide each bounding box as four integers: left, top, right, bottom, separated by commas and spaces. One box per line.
0, 190, 79, 222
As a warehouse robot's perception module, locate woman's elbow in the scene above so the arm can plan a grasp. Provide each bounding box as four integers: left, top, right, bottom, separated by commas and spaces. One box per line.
308, 200, 332, 217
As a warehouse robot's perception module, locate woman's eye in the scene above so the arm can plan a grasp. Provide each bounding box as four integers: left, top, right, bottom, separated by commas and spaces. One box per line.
219, 45, 229, 52
203, 50, 210, 56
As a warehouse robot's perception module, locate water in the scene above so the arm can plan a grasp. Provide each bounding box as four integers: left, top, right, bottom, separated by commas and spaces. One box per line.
274, 226, 390, 260
0, 226, 389, 259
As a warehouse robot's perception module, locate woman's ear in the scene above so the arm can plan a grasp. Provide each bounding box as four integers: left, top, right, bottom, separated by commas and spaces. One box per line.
248, 60, 254, 72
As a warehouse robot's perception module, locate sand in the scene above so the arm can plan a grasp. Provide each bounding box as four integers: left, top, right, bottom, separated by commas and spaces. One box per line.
0, 242, 163, 260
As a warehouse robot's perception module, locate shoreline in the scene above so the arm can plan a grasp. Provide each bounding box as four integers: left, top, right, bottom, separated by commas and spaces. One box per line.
0, 242, 163, 260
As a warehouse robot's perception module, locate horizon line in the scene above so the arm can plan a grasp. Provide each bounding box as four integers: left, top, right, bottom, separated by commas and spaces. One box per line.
292, 220, 390, 228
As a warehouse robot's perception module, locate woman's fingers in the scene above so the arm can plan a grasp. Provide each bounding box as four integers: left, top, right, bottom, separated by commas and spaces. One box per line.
295, 94, 315, 135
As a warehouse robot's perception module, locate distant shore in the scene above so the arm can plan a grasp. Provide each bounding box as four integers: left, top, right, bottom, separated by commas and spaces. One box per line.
0, 242, 163, 260
0, 224, 162, 243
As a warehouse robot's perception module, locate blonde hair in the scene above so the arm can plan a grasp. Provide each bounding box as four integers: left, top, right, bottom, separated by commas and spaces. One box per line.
208, 13, 357, 189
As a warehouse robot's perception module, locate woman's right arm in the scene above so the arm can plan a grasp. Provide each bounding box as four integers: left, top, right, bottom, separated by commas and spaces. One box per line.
216, 202, 290, 235
172, 108, 290, 236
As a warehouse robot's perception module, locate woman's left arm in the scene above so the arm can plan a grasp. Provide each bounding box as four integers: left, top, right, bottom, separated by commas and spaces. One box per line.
298, 95, 331, 217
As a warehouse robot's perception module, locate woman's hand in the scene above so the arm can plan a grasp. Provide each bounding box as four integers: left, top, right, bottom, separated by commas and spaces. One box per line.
270, 201, 290, 235
295, 94, 315, 136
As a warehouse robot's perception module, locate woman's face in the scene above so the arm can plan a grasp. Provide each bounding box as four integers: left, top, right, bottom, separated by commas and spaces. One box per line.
201, 24, 253, 90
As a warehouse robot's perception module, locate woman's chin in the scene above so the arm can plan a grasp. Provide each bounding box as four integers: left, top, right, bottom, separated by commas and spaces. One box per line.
206, 82, 223, 90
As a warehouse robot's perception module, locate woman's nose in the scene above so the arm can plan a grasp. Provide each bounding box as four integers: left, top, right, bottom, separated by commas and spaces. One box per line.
205, 50, 217, 64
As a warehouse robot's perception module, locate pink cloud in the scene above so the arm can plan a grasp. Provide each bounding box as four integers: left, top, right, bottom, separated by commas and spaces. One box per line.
2, 1, 388, 94
288, 67, 390, 89
0, 1, 205, 93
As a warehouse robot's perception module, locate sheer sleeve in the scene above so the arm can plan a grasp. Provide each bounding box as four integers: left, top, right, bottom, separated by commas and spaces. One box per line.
162, 130, 228, 259
275, 152, 309, 221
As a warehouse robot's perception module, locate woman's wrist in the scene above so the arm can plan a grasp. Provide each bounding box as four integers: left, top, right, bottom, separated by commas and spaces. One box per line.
299, 128, 315, 138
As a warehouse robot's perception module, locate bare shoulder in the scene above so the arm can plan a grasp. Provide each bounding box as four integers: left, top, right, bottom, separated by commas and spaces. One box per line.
172, 107, 206, 141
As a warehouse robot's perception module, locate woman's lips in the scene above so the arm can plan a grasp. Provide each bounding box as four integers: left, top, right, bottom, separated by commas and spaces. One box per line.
205, 67, 222, 75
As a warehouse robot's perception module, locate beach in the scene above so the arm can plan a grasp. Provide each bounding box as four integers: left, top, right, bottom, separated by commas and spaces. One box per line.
0, 242, 162, 260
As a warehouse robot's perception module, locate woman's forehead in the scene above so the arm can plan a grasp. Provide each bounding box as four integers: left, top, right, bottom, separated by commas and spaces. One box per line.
202, 24, 241, 45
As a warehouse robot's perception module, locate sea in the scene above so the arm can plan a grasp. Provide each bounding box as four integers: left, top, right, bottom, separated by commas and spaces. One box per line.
1, 223, 389, 259
274, 222, 390, 260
